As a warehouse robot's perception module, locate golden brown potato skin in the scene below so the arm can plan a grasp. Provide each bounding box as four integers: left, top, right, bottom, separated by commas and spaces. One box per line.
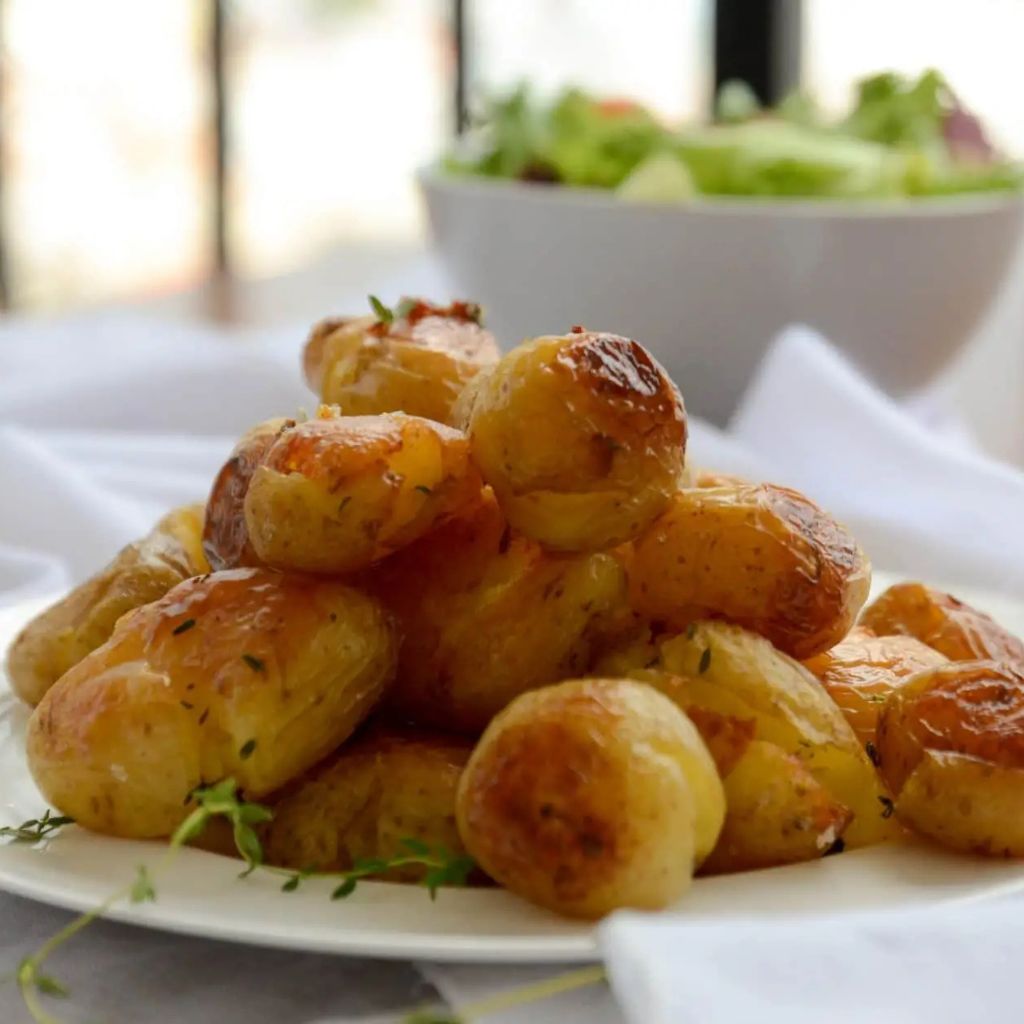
244, 409, 482, 574
877, 660, 1024, 855
460, 329, 686, 552
803, 628, 947, 745
264, 727, 473, 882
700, 740, 851, 874
861, 582, 1024, 667
363, 491, 627, 734
304, 301, 500, 426
694, 469, 749, 488
6, 504, 209, 706
27, 568, 395, 838
629, 484, 871, 659
597, 619, 897, 852
203, 418, 293, 570
303, 315, 356, 394
456, 678, 725, 919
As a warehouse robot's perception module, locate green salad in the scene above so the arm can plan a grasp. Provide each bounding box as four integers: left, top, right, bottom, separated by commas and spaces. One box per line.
445, 71, 1023, 202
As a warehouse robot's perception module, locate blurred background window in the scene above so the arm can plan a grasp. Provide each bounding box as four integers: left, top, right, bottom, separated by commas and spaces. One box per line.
4, 0, 207, 309
231, 0, 448, 278
0, 0, 1022, 315
469, 0, 711, 124
804, 0, 1024, 155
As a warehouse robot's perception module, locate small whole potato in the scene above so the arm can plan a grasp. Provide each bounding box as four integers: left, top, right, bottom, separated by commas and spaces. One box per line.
459, 328, 686, 551
264, 727, 474, 882
876, 660, 1024, 855
304, 300, 500, 426
629, 484, 871, 659
363, 490, 628, 734
203, 417, 293, 570
861, 582, 1024, 668
597, 619, 898, 851
27, 568, 396, 838
6, 504, 209, 706
700, 740, 851, 874
803, 627, 947, 745
456, 678, 725, 919
244, 408, 482, 574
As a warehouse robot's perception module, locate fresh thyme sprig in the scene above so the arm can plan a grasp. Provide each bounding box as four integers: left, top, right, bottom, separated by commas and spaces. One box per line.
3, 780, 475, 1024
369, 294, 394, 324
0, 809, 75, 843
271, 837, 475, 901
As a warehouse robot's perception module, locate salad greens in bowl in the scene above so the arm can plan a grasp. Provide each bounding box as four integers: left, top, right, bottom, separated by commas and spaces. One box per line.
445, 71, 1023, 202
422, 71, 1024, 423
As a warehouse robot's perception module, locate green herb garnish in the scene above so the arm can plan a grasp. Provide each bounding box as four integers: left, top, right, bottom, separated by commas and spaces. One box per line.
241, 654, 265, 673
9, 780, 474, 1023
415, 485, 433, 495
239, 739, 257, 761
0, 809, 75, 843
172, 618, 196, 636
369, 294, 393, 324
698, 647, 712, 674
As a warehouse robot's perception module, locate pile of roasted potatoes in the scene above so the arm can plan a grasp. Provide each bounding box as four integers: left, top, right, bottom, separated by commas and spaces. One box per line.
9, 298, 1024, 920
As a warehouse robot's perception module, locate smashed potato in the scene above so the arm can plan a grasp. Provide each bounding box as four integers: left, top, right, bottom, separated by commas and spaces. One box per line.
803, 627, 947, 745
364, 490, 627, 734
694, 469, 749, 488
27, 569, 395, 838
630, 484, 871, 659
700, 740, 851, 874
459, 328, 686, 552
6, 504, 209, 706
264, 727, 473, 881
598, 619, 896, 852
861, 582, 1024, 667
244, 409, 482, 574
877, 660, 1024, 855
304, 300, 500, 426
456, 678, 725, 918
203, 417, 293, 570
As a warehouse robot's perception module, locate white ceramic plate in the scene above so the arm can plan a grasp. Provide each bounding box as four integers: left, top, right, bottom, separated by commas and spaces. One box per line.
3, 576, 1024, 963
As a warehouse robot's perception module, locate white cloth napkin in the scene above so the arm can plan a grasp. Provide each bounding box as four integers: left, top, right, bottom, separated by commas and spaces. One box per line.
601, 902, 1021, 1024
1, 311, 1024, 1024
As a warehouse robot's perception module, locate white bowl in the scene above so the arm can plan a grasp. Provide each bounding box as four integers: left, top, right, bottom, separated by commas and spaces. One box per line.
420, 168, 1024, 423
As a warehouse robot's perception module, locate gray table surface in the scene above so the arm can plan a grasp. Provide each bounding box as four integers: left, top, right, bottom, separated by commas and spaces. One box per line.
0, 892, 427, 1024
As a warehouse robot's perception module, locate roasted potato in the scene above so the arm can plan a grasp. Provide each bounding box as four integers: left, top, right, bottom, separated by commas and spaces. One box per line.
700, 740, 851, 874
244, 408, 482, 574
456, 678, 725, 918
629, 484, 871, 659
861, 582, 1024, 667
303, 300, 500, 426
203, 417, 293, 570
458, 328, 686, 552
27, 568, 395, 838
6, 504, 209, 706
694, 469, 750, 488
877, 660, 1024, 855
803, 627, 947, 745
264, 727, 473, 882
363, 490, 627, 734
597, 619, 897, 851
